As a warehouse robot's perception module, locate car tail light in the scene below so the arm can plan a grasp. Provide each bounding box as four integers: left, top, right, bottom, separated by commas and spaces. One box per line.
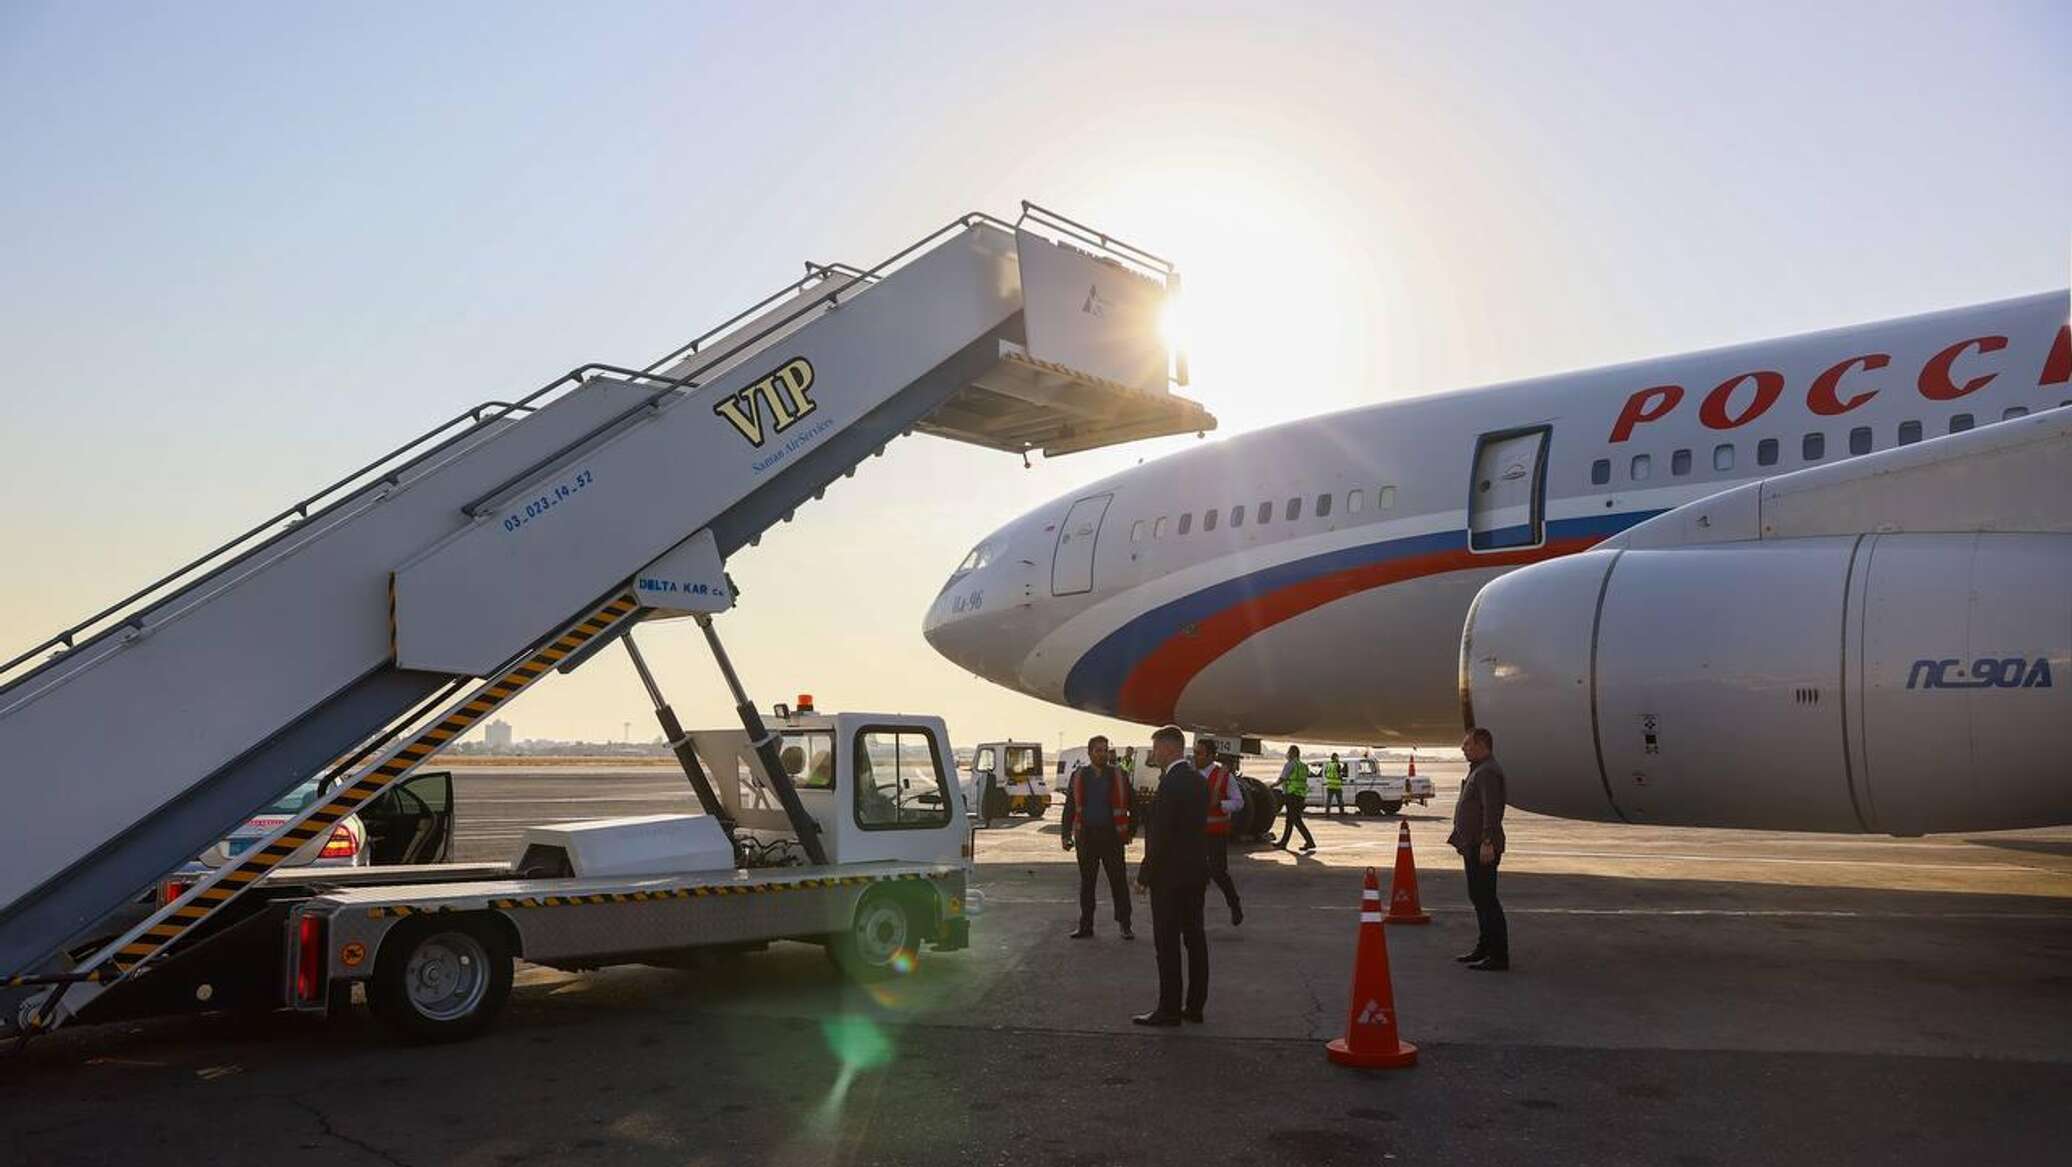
319, 825, 359, 860
294, 913, 326, 1004
159, 878, 195, 907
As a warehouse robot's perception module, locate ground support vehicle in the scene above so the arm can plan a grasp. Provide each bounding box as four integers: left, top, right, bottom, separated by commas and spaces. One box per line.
57, 704, 971, 1041
2, 203, 1204, 1040
1339, 756, 1436, 816
968, 741, 1050, 823
307, 705, 973, 1040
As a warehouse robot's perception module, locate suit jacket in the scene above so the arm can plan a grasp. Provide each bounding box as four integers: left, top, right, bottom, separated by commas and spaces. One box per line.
1447, 757, 1508, 857
1138, 759, 1210, 889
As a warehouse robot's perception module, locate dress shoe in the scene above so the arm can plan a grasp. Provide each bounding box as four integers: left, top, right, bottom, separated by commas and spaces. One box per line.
1181, 1009, 1205, 1023
1230, 904, 1244, 927
1069, 926, 1094, 939
1453, 949, 1487, 963
1466, 956, 1510, 972
1119, 924, 1136, 940
1132, 1011, 1182, 1027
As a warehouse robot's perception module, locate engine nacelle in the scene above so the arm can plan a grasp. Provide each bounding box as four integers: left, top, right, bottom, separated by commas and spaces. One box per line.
1461, 534, 2071, 834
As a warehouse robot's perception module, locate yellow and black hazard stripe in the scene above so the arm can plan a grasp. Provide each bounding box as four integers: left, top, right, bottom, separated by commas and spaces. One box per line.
103, 594, 642, 976
362, 869, 958, 919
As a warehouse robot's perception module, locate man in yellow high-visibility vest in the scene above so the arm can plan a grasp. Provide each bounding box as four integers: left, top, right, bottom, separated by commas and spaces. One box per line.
1273, 745, 1316, 852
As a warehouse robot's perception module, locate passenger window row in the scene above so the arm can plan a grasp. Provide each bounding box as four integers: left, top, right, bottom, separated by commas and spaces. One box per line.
1129, 484, 1400, 543
1587, 406, 2039, 487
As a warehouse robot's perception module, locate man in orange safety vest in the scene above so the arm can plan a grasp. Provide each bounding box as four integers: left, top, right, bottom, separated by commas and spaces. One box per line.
1192, 738, 1245, 926
1063, 734, 1136, 940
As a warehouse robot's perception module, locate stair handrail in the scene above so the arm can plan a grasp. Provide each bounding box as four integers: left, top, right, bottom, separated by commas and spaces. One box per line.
3, 206, 1167, 688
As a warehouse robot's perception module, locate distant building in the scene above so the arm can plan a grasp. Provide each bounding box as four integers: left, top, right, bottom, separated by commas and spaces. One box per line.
485, 719, 514, 751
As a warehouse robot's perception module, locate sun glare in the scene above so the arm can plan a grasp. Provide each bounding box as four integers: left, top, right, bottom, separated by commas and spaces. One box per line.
1158, 292, 1189, 354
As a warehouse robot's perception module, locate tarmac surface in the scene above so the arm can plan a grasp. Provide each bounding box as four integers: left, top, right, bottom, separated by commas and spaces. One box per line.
4, 760, 2068, 1165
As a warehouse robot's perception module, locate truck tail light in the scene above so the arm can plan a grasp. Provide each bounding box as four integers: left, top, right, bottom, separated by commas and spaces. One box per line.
319, 825, 359, 860
295, 914, 325, 1005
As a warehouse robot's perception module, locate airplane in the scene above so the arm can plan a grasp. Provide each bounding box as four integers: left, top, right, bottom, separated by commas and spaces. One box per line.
923, 289, 2069, 827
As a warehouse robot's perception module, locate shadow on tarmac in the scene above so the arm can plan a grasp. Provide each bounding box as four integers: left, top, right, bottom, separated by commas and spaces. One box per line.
2, 862, 2067, 1166
1968, 838, 2072, 858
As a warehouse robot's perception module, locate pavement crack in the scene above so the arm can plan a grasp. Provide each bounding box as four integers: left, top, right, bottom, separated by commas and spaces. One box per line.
1303, 976, 1332, 1040
293, 1096, 416, 1167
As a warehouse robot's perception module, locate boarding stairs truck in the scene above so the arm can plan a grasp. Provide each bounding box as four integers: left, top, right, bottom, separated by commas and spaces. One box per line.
0, 204, 1212, 1041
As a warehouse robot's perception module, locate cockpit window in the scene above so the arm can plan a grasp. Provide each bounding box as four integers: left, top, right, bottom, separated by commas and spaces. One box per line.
953, 542, 994, 576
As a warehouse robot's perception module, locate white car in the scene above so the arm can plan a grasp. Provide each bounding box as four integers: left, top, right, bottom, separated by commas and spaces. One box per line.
155, 772, 456, 905
198, 778, 370, 872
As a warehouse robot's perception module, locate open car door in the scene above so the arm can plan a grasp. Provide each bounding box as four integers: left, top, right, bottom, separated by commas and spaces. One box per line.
358, 771, 456, 865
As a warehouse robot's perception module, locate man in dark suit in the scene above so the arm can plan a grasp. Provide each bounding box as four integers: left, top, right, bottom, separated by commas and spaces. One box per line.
1133, 724, 1210, 1026
1448, 726, 1509, 971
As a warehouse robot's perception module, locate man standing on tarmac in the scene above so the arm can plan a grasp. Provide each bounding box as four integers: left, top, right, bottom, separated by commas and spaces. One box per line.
1323, 752, 1347, 817
1135, 724, 1209, 1026
1063, 734, 1135, 940
1274, 745, 1317, 852
1449, 726, 1509, 971
1193, 738, 1244, 926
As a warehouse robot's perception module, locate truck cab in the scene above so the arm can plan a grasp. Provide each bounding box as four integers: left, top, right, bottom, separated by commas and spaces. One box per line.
967, 740, 1049, 823
690, 709, 973, 867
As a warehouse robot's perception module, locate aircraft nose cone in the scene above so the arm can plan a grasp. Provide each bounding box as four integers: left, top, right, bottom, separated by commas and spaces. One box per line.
924, 577, 1036, 691
922, 591, 993, 678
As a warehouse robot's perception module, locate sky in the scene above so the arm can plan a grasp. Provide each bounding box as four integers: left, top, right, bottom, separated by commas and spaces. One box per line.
1, 2, 2066, 750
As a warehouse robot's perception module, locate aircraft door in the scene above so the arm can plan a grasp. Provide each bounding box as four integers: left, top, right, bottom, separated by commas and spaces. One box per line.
1468, 426, 1550, 551
1051, 493, 1113, 595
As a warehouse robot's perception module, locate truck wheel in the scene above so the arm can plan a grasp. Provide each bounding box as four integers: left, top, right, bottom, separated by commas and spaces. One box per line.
829, 891, 924, 982
1355, 791, 1383, 816
1240, 777, 1273, 839
369, 917, 512, 1043
981, 787, 1011, 823
1381, 800, 1403, 816
1023, 798, 1047, 819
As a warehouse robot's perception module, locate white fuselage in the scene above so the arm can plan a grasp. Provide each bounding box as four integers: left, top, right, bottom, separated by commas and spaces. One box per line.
925, 291, 2071, 743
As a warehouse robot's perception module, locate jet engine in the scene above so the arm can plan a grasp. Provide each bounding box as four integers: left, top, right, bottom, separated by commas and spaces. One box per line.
1460, 532, 2070, 835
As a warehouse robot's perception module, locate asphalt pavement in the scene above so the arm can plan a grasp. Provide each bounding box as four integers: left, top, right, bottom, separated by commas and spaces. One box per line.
3, 761, 2067, 1165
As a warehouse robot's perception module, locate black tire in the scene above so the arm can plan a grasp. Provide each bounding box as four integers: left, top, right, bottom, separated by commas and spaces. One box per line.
1236, 777, 1269, 839
1023, 798, 1047, 819
828, 891, 926, 982
368, 916, 513, 1043
324, 979, 356, 1019
1355, 791, 1384, 816
981, 786, 1011, 823
1381, 800, 1403, 816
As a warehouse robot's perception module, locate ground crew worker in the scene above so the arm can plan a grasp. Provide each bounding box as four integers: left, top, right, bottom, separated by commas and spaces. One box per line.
1449, 726, 1509, 971
1062, 734, 1135, 940
1323, 751, 1347, 816
1273, 745, 1316, 852
1193, 739, 1244, 925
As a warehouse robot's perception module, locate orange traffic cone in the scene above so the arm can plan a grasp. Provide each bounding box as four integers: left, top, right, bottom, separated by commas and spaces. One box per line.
1385, 820, 1431, 924
1326, 867, 1418, 1068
